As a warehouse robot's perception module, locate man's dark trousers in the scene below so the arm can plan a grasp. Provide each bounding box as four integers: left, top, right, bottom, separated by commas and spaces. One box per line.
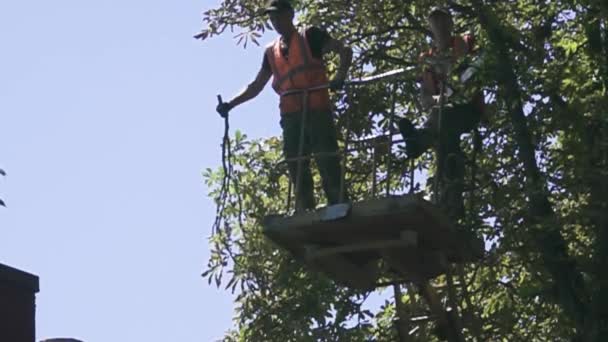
281, 110, 345, 211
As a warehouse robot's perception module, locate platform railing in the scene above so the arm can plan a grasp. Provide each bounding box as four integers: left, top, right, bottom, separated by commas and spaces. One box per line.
273, 67, 416, 213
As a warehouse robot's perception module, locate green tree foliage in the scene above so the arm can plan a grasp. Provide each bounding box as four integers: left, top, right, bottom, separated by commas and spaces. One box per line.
198, 1, 608, 340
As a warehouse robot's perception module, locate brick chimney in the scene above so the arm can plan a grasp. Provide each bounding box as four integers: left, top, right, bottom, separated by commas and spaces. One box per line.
0, 263, 40, 342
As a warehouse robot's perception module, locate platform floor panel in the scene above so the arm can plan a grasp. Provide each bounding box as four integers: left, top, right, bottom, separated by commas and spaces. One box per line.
263, 195, 483, 289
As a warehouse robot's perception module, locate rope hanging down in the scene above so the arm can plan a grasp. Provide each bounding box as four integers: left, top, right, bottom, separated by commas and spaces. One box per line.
212, 95, 233, 235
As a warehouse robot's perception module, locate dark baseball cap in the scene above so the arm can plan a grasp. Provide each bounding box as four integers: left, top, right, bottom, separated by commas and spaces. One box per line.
263, 0, 294, 14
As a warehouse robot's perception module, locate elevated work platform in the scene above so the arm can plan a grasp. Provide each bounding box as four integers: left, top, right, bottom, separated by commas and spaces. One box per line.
263, 194, 483, 290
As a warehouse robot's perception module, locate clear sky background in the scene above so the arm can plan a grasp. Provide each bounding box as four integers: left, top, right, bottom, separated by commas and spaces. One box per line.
0, 1, 282, 341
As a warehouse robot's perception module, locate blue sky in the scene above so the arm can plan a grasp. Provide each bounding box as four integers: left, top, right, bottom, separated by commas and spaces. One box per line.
0, 1, 281, 341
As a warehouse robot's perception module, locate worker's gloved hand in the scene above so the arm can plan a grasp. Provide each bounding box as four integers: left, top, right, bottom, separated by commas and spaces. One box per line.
216, 101, 232, 118
329, 77, 345, 91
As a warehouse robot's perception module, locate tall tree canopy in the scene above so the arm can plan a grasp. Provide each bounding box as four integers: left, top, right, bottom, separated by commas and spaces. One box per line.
198, 1, 608, 341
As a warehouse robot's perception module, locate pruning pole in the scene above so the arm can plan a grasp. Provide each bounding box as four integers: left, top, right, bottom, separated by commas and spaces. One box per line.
294, 90, 309, 213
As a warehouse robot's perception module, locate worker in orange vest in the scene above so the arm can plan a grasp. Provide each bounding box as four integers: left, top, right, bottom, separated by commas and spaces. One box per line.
216, 0, 353, 212
399, 8, 485, 219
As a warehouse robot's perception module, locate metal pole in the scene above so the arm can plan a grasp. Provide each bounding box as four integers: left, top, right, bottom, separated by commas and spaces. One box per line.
372, 142, 378, 198
409, 159, 415, 194
385, 83, 398, 197
433, 81, 446, 205
294, 91, 309, 213
286, 178, 293, 212
339, 90, 352, 203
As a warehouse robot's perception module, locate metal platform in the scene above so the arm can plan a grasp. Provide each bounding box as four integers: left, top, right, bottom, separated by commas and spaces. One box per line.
263, 194, 484, 290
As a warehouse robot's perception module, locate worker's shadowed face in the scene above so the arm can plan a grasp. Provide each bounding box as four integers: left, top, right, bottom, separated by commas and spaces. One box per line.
428, 14, 453, 42
268, 10, 294, 36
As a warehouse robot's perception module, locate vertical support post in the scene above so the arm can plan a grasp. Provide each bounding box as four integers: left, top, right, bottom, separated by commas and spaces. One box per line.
418, 281, 463, 342
294, 91, 309, 212
372, 142, 378, 198
443, 257, 466, 342
458, 264, 483, 341
433, 82, 446, 204
339, 89, 352, 203
409, 159, 415, 194
469, 129, 481, 215
407, 283, 427, 338
286, 177, 293, 212
393, 283, 410, 342
385, 83, 398, 197
428, 62, 466, 342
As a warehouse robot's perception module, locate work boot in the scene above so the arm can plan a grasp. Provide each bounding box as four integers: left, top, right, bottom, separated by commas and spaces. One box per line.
398, 118, 424, 159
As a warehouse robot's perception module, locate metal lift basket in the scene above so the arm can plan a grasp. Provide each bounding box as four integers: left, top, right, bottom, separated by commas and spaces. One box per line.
263, 194, 484, 290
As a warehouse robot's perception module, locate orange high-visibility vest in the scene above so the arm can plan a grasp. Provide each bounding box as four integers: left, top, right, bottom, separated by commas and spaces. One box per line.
266, 28, 331, 114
